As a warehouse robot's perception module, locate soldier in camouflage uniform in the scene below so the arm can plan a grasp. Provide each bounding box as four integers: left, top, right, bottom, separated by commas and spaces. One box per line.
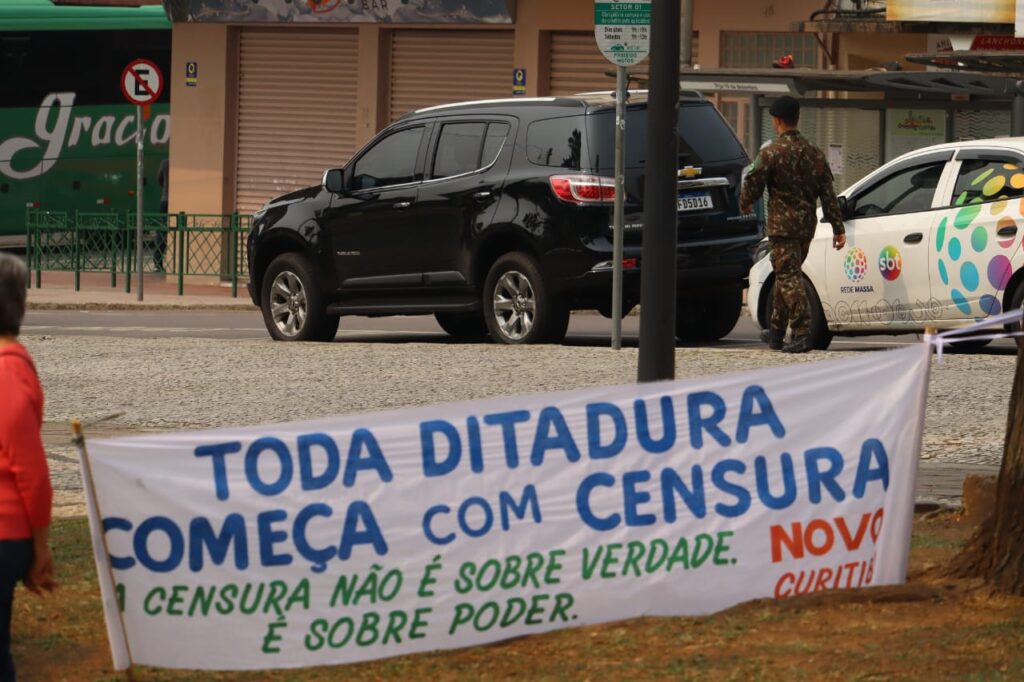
740, 96, 846, 353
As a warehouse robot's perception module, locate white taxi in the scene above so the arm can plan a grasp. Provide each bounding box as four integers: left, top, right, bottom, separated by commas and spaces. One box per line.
747, 139, 1024, 350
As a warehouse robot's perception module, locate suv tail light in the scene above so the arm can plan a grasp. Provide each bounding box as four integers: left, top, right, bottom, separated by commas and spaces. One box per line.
550, 175, 616, 204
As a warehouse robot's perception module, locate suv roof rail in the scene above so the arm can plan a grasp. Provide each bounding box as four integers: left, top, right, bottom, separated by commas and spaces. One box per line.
410, 97, 562, 116
572, 89, 707, 107
402, 90, 707, 120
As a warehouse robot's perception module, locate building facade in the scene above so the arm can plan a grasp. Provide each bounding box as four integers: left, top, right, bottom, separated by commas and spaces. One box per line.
169, 0, 882, 216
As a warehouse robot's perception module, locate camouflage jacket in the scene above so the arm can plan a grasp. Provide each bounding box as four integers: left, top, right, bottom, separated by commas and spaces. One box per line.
739, 130, 845, 240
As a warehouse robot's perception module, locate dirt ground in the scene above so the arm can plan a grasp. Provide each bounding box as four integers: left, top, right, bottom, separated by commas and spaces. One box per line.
11, 512, 1024, 681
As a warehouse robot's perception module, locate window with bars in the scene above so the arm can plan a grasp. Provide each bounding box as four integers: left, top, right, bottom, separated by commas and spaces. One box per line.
720, 31, 819, 69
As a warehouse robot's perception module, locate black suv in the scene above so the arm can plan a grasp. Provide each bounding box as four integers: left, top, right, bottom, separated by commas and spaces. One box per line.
247, 93, 761, 344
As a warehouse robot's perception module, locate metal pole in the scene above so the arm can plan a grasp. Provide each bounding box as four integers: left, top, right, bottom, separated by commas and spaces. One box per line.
679, 0, 694, 68
177, 212, 186, 296
748, 95, 761, 158
611, 65, 627, 350
230, 212, 239, 299
135, 105, 144, 302
638, 0, 681, 383
1013, 88, 1024, 136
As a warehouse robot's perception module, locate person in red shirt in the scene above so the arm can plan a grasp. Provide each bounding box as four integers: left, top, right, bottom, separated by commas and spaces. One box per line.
0, 253, 56, 681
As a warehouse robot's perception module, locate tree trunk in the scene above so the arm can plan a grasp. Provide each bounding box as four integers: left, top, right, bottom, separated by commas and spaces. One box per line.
949, 337, 1024, 593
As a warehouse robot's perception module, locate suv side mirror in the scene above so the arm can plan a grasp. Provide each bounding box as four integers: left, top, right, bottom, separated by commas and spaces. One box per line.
838, 195, 851, 219
323, 168, 345, 194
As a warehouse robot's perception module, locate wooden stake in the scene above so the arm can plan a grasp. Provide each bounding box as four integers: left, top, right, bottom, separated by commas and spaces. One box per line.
71, 419, 136, 681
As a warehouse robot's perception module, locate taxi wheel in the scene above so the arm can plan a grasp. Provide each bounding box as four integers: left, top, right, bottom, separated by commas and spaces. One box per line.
805, 281, 833, 351
763, 277, 833, 350
1008, 280, 1024, 334
948, 338, 992, 353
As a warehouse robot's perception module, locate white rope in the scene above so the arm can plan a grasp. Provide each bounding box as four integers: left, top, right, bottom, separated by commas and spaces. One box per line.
924, 308, 1024, 362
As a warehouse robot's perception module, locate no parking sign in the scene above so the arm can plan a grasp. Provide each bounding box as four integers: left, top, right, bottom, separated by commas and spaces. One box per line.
120, 58, 164, 106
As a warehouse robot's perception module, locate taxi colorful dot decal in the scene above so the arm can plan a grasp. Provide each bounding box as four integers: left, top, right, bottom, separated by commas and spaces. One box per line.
844, 247, 868, 282
935, 161, 1024, 317
878, 246, 902, 281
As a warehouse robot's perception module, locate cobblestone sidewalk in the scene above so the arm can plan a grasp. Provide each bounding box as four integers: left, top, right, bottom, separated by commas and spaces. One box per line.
27, 335, 1013, 516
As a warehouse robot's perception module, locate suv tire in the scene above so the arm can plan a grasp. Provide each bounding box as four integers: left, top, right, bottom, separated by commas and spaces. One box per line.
483, 253, 569, 344
261, 253, 339, 342
435, 311, 489, 341
675, 289, 742, 343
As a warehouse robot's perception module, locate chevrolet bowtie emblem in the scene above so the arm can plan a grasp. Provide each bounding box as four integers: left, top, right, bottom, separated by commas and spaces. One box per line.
678, 166, 703, 179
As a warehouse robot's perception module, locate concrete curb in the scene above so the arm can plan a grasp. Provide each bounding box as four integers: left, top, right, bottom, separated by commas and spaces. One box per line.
28, 301, 257, 312
29, 301, 607, 314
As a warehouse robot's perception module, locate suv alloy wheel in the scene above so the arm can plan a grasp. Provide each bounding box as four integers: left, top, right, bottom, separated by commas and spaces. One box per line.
483, 253, 569, 344
260, 253, 340, 342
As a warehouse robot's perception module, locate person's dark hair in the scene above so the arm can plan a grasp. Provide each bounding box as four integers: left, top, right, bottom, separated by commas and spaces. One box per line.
0, 253, 28, 337
768, 96, 800, 128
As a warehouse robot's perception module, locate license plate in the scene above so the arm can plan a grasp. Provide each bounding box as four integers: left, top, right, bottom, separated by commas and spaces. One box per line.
677, 192, 713, 212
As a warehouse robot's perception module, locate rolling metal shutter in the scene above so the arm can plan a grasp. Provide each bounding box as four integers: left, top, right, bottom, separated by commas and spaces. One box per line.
235, 29, 359, 215
389, 30, 514, 122
548, 32, 616, 96
547, 31, 699, 96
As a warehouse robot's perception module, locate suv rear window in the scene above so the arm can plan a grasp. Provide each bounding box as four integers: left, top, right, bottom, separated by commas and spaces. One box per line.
526, 116, 583, 170
588, 104, 746, 172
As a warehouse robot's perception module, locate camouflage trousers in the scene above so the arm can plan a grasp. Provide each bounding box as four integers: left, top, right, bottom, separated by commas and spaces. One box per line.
770, 237, 811, 339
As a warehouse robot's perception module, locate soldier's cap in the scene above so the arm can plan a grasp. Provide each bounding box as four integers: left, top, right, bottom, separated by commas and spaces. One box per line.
769, 96, 800, 120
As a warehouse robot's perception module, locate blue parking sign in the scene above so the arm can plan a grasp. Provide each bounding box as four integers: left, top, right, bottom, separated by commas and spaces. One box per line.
512, 68, 526, 96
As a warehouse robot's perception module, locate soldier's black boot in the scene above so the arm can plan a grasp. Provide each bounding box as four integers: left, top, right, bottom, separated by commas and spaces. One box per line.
782, 335, 812, 353
760, 329, 784, 350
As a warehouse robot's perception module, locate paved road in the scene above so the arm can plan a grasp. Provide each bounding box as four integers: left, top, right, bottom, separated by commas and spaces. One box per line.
23, 308, 1021, 354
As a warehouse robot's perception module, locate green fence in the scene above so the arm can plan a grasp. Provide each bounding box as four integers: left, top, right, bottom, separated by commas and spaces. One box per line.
26, 210, 252, 297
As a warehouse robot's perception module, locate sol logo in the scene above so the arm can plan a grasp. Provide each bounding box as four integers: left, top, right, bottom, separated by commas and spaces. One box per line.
844, 247, 868, 282
878, 246, 902, 281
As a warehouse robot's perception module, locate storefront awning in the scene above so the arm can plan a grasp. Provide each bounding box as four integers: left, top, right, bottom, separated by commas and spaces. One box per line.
905, 51, 1024, 74
621, 68, 1023, 99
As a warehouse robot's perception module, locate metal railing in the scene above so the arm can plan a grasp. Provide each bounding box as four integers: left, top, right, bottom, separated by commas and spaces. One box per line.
26, 209, 251, 297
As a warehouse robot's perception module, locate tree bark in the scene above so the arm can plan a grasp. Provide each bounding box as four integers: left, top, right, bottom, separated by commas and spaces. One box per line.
949, 337, 1024, 593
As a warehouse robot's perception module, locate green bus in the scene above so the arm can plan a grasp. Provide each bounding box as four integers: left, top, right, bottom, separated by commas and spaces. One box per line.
0, 0, 171, 248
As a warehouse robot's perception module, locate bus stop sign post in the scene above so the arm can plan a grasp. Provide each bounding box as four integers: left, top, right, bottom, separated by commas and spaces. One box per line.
595, 0, 650, 350
120, 59, 164, 302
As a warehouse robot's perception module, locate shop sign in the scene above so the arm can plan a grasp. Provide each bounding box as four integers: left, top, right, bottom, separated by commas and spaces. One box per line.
884, 109, 947, 162
887, 0, 1014, 24
163, 0, 514, 23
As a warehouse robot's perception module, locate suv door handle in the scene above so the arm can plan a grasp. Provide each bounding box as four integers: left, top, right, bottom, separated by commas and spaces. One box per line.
473, 191, 492, 200
393, 201, 412, 209
998, 224, 1018, 237
903, 232, 923, 244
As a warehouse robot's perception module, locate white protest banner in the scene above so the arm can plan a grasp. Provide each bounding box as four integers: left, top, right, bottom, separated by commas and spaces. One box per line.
82, 345, 929, 671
